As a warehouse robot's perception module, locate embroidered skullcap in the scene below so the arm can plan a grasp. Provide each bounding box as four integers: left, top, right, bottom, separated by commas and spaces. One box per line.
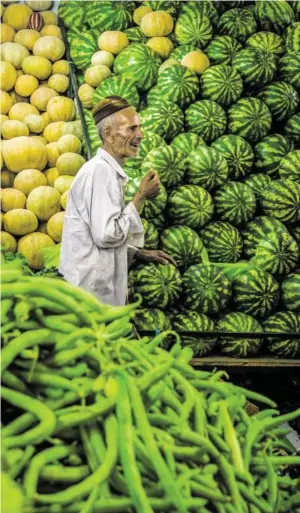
92, 96, 131, 125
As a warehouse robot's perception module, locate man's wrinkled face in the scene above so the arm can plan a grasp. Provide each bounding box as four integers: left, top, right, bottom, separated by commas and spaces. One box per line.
107, 107, 144, 160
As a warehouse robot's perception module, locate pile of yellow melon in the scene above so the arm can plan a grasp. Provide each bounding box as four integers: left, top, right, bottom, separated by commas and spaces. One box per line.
1, 1, 86, 269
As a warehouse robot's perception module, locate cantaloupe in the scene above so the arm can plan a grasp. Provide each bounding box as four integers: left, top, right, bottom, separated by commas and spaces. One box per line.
1, 119, 29, 139
57, 134, 82, 155
1, 187, 26, 211
8, 102, 39, 122
0, 231, 17, 253
78, 83, 94, 108
181, 51, 210, 74
84, 65, 111, 88
3, 3, 33, 31
91, 51, 114, 68
47, 97, 75, 122
43, 121, 65, 143
0, 61, 17, 91
33, 36, 65, 62
52, 59, 69, 75
2, 136, 47, 172
26, 185, 61, 220
30, 86, 58, 111
1, 23, 15, 43
0, 90, 13, 114
60, 190, 68, 210
40, 24, 62, 38
46, 142, 59, 166
13, 168, 47, 196
3, 208, 38, 235
54, 175, 74, 194
1, 41, 30, 69
15, 74, 38, 96
47, 210, 64, 242
18, 231, 55, 269
23, 114, 46, 134
48, 73, 69, 93
98, 31, 129, 55
40, 10, 58, 26
14, 29, 40, 51
56, 152, 85, 176
44, 167, 59, 186
22, 55, 52, 80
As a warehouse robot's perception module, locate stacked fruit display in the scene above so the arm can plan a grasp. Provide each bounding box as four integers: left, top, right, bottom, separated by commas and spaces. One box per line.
0, 1, 86, 270
40, 1, 300, 357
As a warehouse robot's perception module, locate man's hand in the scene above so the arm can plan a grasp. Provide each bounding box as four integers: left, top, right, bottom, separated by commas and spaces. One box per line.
138, 171, 160, 199
136, 249, 177, 266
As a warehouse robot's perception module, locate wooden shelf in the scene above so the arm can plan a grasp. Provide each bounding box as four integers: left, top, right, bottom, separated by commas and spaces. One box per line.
191, 356, 300, 368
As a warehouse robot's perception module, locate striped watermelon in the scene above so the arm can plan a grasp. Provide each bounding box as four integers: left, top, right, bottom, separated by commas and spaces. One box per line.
182, 264, 231, 315
217, 8, 257, 42
284, 113, 300, 145
125, 178, 168, 218
246, 31, 285, 55
232, 47, 277, 89
83, 109, 101, 156
280, 150, 300, 181
260, 179, 300, 225
244, 174, 272, 198
254, 0, 295, 34
214, 181, 257, 226
251, 231, 299, 276
144, 1, 178, 17
133, 308, 171, 332
286, 22, 300, 51
185, 100, 227, 143
167, 185, 214, 229
123, 156, 144, 180
93, 76, 140, 110
169, 44, 200, 61
233, 269, 279, 319
146, 86, 163, 107
171, 133, 206, 155
228, 97, 272, 143
279, 51, 300, 91
200, 64, 243, 107
139, 100, 184, 140
242, 216, 289, 258
156, 65, 199, 108
86, 1, 135, 31
206, 35, 242, 64
147, 212, 167, 232
133, 263, 182, 308
201, 221, 243, 263
70, 30, 98, 70
293, 226, 300, 249
257, 82, 299, 122
179, 1, 219, 27
186, 146, 228, 190
58, 0, 85, 29
114, 44, 161, 91
264, 311, 300, 358
282, 274, 300, 312
141, 146, 186, 188
138, 132, 167, 159
211, 135, 254, 180
254, 134, 294, 177
218, 313, 263, 357
175, 12, 212, 47
124, 27, 148, 44
172, 311, 217, 357
291, 0, 300, 21
141, 219, 159, 250
159, 225, 204, 271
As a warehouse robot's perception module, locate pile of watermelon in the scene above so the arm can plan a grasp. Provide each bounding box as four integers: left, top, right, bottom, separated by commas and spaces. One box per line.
59, 0, 300, 359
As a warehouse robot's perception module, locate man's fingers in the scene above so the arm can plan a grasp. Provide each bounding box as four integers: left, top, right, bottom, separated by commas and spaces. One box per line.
156, 257, 168, 265
157, 251, 177, 266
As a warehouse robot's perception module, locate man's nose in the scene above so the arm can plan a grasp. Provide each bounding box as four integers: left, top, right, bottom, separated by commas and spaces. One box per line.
136, 127, 144, 138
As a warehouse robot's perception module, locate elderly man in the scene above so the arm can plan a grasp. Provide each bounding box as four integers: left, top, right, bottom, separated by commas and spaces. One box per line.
59, 95, 175, 305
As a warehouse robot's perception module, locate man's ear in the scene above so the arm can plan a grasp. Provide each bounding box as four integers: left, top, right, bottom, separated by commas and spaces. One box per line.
104, 125, 113, 143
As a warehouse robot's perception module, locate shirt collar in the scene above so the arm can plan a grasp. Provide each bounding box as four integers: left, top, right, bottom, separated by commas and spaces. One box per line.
97, 148, 128, 179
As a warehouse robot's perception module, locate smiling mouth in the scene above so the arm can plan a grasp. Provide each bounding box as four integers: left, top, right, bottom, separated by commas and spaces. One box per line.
130, 143, 139, 148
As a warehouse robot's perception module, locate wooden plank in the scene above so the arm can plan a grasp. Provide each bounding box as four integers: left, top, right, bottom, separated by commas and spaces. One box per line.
191, 357, 300, 368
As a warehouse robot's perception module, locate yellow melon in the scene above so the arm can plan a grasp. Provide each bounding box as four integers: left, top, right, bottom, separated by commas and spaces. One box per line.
43, 121, 65, 143
26, 185, 61, 220
23, 114, 45, 134
33, 36, 65, 62
1, 23, 15, 43
1, 169, 15, 188
44, 167, 59, 186
98, 31, 129, 55
0, 61, 17, 91
48, 73, 69, 93
47, 97, 75, 122
32, 135, 47, 146
14, 29, 40, 51
78, 83, 94, 108
22, 55, 52, 80
0, 114, 9, 124
18, 231, 55, 269
181, 51, 210, 75
84, 65, 111, 88
30, 86, 58, 111
0, 231, 17, 252
2, 136, 47, 172
91, 51, 114, 68
1, 41, 30, 69
40, 25, 62, 38
46, 210, 64, 242
54, 175, 74, 194
13, 168, 47, 196
40, 10, 58, 26
62, 120, 83, 140
15, 74, 39, 96
8, 102, 39, 122
140, 11, 174, 37
1, 187, 26, 211
133, 5, 153, 25
146, 36, 174, 58
3, 3, 33, 31
46, 142, 59, 166
0, 90, 12, 114
57, 134, 82, 155
26, 1, 53, 12
52, 59, 69, 75
1, 119, 29, 139
3, 208, 38, 236
56, 152, 85, 177
60, 190, 68, 210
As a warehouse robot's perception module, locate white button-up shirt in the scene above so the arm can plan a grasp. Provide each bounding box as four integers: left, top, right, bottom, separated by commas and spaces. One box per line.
59, 149, 144, 306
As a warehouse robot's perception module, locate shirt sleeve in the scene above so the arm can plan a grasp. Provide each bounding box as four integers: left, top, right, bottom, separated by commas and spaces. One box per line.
86, 164, 144, 249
